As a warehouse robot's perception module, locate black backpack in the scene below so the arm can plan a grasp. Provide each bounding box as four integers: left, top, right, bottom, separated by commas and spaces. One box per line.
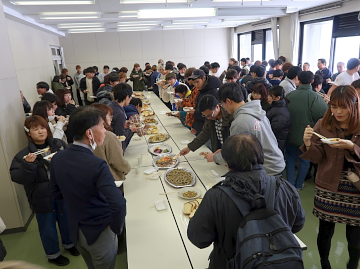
216, 177, 304, 269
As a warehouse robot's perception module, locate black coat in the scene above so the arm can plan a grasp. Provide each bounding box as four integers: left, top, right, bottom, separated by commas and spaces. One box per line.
192, 76, 222, 133
10, 138, 68, 213
246, 77, 272, 94
79, 76, 101, 101
187, 166, 305, 269
23, 97, 31, 113
55, 104, 77, 117
266, 99, 291, 152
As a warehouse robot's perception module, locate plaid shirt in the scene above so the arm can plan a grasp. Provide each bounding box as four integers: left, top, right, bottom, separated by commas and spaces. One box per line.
129, 114, 147, 136
181, 87, 199, 128
215, 118, 224, 145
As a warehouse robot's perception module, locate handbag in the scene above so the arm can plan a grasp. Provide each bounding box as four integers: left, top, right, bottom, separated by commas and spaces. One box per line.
344, 171, 360, 190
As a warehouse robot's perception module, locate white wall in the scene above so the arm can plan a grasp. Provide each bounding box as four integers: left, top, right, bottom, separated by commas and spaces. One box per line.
59, 28, 231, 80
5, 18, 60, 108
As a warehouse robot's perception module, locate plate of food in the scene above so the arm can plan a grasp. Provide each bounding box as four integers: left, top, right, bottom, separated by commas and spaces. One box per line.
321, 138, 341, 144
142, 110, 155, 117
183, 107, 194, 112
148, 143, 172, 156
142, 99, 150, 103
117, 135, 126, 142
149, 133, 170, 143
131, 122, 145, 129
153, 154, 179, 169
143, 118, 158, 125
147, 125, 159, 135
164, 167, 196, 188
142, 103, 150, 110
178, 187, 202, 200
181, 198, 203, 227
199, 152, 211, 157
44, 152, 57, 161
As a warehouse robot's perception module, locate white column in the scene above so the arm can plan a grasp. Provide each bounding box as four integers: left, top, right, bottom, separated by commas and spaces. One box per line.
0, 0, 32, 229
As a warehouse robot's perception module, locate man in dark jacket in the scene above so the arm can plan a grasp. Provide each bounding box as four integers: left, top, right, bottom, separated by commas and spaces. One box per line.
189, 69, 222, 135
240, 65, 255, 87
50, 107, 126, 269
80, 67, 101, 105
108, 83, 136, 150
315, 58, 332, 94
246, 65, 272, 94
96, 73, 120, 105
187, 133, 305, 269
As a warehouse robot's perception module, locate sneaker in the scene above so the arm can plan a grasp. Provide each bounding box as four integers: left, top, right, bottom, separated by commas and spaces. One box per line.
297, 183, 305, 192
48, 255, 70, 266
66, 246, 80, 256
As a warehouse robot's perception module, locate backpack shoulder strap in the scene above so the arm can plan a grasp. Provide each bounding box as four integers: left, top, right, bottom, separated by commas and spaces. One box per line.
216, 185, 251, 216
264, 176, 276, 210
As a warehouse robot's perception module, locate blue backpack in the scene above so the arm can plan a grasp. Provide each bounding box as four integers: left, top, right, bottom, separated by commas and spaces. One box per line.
216, 177, 304, 269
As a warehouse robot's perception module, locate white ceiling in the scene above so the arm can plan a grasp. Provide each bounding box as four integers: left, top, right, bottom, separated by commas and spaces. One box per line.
2, 0, 342, 33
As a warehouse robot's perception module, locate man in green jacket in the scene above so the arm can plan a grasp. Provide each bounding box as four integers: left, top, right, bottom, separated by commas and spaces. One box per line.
286, 71, 328, 190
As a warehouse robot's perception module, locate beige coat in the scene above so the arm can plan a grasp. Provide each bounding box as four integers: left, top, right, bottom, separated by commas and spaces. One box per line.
93, 131, 131, 181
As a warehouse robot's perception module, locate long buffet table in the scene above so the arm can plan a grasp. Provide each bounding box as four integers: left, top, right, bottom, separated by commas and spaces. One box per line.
123, 92, 306, 269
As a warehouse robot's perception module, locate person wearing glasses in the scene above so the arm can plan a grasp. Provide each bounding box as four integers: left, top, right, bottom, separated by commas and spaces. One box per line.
180, 95, 233, 163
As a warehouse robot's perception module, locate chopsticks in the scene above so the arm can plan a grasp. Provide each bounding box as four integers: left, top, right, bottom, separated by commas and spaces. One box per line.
312, 131, 327, 140
317, 91, 330, 102
23, 148, 50, 159
173, 153, 180, 160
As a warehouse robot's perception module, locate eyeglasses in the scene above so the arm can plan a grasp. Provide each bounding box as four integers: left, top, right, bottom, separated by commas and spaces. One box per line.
202, 109, 215, 119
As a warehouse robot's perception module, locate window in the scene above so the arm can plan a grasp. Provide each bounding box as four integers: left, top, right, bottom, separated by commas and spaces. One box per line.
253, 44, 263, 62
265, 30, 274, 61
301, 19, 333, 73
333, 36, 360, 73
238, 33, 251, 62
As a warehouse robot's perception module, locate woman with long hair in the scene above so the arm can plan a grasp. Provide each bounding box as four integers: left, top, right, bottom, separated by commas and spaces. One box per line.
250, 83, 271, 111
33, 100, 67, 142
301, 85, 360, 269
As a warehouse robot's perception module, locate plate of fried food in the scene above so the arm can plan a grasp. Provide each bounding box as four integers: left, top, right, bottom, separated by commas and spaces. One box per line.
148, 143, 172, 156
143, 118, 158, 125
181, 198, 203, 226
142, 110, 155, 117
178, 187, 202, 200
142, 99, 150, 103
148, 133, 170, 143
117, 135, 126, 142
131, 122, 145, 129
153, 154, 179, 169
199, 152, 211, 157
147, 125, 159, 135
142, 103, 150, 110
164, 167, 196, 188
321, 138, 341, 144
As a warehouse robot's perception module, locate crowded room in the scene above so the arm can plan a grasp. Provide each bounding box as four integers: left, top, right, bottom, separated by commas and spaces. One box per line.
0, 0, 360, 268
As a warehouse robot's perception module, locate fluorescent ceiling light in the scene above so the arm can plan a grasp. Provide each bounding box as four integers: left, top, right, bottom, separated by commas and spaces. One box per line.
119, 15, 137, 18
58, 23, 103, 28
212, 0, 271, 1
40, 16, 99, 19
11, 0, 94, 4
118, 20, 157, 24
138, 8, 216, 19
118, 28, 151, 31
68, 28, 105, 33
172, 20, 209, 24
121, 0, 185, 3
118, 23, 157, 26
118, 26, 152, 29
41, 12, 98, 15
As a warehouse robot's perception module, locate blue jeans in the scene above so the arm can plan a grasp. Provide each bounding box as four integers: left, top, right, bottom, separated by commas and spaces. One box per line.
35, 200, 73, 259
285, 144, 310, 189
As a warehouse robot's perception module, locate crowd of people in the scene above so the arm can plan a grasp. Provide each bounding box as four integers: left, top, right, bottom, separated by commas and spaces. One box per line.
3, 55, 360, 269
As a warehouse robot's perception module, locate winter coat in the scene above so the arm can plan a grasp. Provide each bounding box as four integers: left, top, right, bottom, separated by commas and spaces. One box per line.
130, 70, 145, 91
96, 84, 113, 105
266, 99, 291, 153
151, 71, 160, 97
286, 84, 328, 146
245, 77, 272, 94
193, 75, 222, 133
55, 104, 77, 117
10, 138, 68, 213
79, 76, 101, 101
187, 165, 305, 269
124, 104, 138, 119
